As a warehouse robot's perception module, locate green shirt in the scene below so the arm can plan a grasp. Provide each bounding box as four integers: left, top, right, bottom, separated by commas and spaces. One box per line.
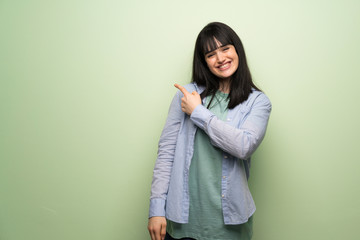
167, 91, 253, 240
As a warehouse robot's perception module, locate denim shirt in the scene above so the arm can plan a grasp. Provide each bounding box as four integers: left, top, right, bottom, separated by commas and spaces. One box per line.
149, 83, 272, 225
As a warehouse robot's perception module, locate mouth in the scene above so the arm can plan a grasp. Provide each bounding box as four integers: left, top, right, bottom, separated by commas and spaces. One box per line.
218, 62, 231, 71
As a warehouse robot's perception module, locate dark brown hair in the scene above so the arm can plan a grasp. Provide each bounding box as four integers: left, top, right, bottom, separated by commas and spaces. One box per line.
192, 22, 260, 109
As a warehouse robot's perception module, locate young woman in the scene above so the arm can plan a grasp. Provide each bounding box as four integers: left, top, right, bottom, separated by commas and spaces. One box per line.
148, 22, 272, 240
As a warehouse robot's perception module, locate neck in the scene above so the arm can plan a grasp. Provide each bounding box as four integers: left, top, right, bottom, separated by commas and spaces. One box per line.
219, 78, 231, 93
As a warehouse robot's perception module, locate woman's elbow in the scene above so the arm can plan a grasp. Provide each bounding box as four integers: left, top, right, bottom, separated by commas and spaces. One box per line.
236, 133, 263, 159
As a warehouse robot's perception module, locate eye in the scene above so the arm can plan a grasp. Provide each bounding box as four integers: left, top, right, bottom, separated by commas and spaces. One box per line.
222, 47, 230, 51
206, 53, 215, 58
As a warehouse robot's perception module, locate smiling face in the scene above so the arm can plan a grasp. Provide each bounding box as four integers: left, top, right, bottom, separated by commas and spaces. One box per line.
204, 39, 239, 81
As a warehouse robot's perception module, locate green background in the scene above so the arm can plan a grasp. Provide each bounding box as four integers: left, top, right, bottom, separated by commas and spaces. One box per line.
1, 0, 359, 239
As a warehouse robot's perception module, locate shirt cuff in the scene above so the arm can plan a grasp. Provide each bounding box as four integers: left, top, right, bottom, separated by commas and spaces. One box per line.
190, 104, 214, 130
149, 198, 166, 218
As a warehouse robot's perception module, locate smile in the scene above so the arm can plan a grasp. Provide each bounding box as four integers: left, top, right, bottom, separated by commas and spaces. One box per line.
218, 62, 231, 71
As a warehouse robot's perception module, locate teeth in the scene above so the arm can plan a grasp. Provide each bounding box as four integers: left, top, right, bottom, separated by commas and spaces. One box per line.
219, 63, 230, 69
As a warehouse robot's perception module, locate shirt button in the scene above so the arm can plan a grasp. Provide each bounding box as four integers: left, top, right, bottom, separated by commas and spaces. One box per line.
227, 118, 231, 121
224, 155, 228, 159
222, 194, 225, 198
223, 176, 226, 179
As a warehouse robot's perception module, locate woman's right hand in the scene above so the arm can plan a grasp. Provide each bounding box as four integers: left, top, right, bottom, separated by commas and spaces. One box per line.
174, 83, 201, 115
148, 216, 167, 240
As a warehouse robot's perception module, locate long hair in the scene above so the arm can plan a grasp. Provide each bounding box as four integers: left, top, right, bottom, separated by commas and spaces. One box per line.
192, 22, 260, 109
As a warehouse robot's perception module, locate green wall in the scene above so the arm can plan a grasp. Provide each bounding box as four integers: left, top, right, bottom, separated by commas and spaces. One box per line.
1, 0, 359, 239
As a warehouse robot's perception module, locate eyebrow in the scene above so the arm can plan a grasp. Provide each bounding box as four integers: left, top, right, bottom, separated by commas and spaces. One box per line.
204, 44, 229, 55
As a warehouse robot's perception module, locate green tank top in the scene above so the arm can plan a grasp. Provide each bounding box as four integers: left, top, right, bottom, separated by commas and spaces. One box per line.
167, 91, 253, 240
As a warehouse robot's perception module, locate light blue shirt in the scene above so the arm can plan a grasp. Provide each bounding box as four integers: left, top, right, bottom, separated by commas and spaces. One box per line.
149, 83, 272, 225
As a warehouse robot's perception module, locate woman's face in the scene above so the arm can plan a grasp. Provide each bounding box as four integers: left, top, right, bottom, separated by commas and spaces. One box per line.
204, 40, 239, 80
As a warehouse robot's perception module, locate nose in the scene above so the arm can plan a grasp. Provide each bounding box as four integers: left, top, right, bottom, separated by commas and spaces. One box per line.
216, 51, 225, 63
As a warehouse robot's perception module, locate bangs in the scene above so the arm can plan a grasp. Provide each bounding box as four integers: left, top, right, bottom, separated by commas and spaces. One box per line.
201, 31, 233, 55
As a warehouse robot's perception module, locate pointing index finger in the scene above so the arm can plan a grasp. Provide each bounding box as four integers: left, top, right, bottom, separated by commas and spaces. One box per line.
174, 83, 189, 95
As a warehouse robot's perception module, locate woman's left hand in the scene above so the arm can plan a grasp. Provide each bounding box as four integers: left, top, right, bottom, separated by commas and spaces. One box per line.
174, 84, 201, 115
